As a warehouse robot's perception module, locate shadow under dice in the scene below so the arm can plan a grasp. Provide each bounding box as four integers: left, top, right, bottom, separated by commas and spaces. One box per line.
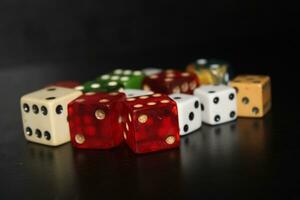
230, 75, 271, 118
122, 93, 180, 154
68, 92, 126, 149
20, 87, 82, 146
194, 85, 237, 125
169, 94, 202, 136
142, 70, 200, 95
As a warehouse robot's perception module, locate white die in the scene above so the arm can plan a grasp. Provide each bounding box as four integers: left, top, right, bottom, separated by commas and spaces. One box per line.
20, 86, 82, 146
193, 85, 237, 125
169, 94, 202, 136
142, 68, 162, 76
122, 89, 154, 98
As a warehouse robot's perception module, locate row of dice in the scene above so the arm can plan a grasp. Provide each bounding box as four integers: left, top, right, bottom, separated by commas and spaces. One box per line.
47, 67, 271, 119
46, 58, 231, 94
20, 86, 234, 152
69, 69, 200, 95
20, 66, 271, 154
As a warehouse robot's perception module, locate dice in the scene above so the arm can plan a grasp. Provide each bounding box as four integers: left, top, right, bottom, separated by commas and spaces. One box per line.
194, 85, 237, 125
206, 59, 230, 85
169, 94, 202, 136
142, 70, 200, 95
20, 87, 82, 146
122, 93, 180, 154
186, 58, 230, 85
46, 80, 81, 89
96, 69, 145, 89
122, 89, 153, 98
229, 75, 271, 118
68, 92, 126, 149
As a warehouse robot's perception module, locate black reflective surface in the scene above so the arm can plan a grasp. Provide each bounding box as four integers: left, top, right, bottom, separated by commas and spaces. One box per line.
0, 63, 298, 199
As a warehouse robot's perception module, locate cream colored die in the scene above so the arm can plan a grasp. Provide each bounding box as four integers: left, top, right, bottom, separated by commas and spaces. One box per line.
20, 86, 82, 146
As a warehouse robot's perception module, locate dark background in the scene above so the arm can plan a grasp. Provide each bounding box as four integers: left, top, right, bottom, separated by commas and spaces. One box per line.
0, 1, 299, 199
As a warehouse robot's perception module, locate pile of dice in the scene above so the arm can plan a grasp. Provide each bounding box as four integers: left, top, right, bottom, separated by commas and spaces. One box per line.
20, 59, 272, 154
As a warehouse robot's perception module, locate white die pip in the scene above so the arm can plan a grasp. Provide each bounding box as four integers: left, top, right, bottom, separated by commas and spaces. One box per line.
20, 86, 82, 146
169, 94, 202, 136
194, 85, 237, 125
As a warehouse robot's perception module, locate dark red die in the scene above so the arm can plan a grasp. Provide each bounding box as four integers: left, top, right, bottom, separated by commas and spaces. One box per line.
68, 92, 125, 149
142, 70, 200, 94
47, 80, 81, 89
122, 93, 180, 154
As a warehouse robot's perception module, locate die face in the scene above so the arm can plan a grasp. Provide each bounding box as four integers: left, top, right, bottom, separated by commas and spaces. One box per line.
80, 80, 124, 93
46, 81, 81, 89
142, 68, 162, 76
169, 94, 202, 136
96, 69, 145, 89
122, 93, 180, 154
142, 70, 199, 95
194, 85, 237, 125
20, 87, 82, 146
122, 89, 154, 98
230, 75, 271, 118
68, 92, 125, 149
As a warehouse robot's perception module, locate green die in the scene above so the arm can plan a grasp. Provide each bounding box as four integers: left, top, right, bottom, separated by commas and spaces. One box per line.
80, 80, 124, 93
96, 69, 145, 89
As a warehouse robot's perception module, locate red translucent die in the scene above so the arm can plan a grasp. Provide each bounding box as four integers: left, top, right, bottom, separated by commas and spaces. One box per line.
142, 70, 200, 94
47, 81, 81, 89
68, 92, 125, 149
122, 93, 180, 154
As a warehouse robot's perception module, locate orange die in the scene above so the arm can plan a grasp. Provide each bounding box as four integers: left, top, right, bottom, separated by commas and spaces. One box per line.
229, 75, 271, 118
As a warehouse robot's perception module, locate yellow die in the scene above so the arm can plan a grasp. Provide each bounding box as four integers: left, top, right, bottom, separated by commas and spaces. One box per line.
229, 75, 271, 118
186, 64, 217, 85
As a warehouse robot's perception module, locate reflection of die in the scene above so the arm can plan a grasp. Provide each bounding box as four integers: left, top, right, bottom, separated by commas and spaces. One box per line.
20, 87, 82, 146
169, 94, 202, 136
122, 89, 153, 98
143, 70, 200, 95
122, 93, 180, 154
194, 85, 237, 125
68, 92, 126, 149
230, 75, 271, 118
25, 143, 76, 191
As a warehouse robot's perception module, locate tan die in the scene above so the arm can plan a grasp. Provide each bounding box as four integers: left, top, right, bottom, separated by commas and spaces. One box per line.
230, 75, 271, 118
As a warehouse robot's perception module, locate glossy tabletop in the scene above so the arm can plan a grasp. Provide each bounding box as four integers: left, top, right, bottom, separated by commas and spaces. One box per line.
0, 65, 297, 199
